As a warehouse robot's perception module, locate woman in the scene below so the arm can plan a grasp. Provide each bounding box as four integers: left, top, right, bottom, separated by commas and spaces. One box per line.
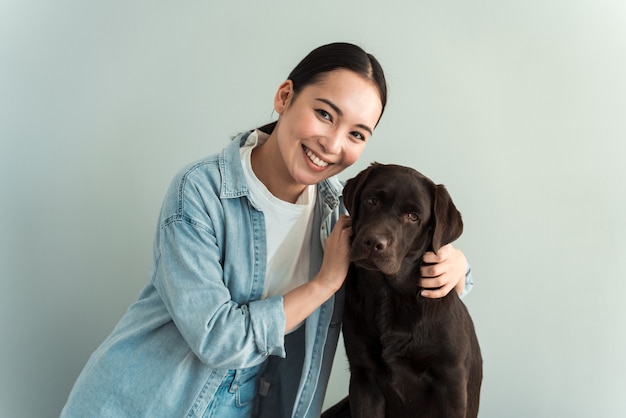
61, 42, 473, 418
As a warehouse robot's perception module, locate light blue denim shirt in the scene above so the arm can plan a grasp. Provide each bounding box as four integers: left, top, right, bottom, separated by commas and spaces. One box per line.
61, 131, 474, 418
61, 132, 348, 418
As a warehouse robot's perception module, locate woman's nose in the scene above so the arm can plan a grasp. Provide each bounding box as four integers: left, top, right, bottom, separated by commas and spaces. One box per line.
318, 130, 341, 154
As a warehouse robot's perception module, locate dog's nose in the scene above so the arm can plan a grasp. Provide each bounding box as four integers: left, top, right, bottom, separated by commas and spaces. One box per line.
362, 235, 388, 252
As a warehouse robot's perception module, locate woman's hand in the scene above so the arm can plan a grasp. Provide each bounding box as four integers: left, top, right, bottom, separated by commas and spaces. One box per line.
316, 215, 353, 292
419, 243, 467, 298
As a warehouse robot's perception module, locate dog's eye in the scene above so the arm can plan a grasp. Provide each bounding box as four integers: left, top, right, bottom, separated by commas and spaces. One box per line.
366, 197, 378, 206
408, 212, 420, 222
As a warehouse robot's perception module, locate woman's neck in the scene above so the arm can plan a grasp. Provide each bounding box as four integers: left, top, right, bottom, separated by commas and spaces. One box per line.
250, 134, 307, 204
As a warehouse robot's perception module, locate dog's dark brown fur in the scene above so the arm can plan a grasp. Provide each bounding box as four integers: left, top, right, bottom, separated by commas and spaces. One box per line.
323, 163, 482, 418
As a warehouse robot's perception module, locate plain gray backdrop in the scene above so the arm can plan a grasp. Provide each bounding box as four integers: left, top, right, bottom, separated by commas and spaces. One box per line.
2, 1, 625, 417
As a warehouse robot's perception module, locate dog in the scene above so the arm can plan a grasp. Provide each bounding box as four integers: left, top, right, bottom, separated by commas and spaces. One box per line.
322, 163, 482, 418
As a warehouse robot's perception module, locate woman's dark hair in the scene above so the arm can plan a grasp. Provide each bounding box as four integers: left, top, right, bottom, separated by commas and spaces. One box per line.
259, 42, 387, 134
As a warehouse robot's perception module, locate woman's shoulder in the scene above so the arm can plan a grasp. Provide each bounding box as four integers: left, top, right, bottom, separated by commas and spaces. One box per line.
159, 138, 245, 223
171, 154, 222, 194
171, 133, 248, 198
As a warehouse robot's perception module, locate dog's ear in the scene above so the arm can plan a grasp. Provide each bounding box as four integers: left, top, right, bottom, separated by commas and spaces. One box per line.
342, 163, 379, 218
431, 184, 463, 253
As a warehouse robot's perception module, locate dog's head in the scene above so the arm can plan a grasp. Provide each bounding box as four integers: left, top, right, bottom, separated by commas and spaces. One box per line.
342, 163, 463, 276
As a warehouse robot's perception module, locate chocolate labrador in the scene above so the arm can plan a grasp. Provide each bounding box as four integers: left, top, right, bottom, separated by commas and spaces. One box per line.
323, 163, 482, 418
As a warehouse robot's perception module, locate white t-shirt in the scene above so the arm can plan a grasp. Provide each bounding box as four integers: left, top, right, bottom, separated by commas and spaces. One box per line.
240, 130, 316, 300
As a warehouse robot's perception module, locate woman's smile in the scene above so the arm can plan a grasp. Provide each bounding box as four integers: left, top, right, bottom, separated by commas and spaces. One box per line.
303, 145, 330, 169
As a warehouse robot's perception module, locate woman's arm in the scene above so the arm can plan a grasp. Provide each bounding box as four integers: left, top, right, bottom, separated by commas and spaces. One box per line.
283, 215, 352, 332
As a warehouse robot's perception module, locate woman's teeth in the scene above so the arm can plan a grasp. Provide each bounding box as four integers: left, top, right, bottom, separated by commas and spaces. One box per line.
305, 147, 329, 167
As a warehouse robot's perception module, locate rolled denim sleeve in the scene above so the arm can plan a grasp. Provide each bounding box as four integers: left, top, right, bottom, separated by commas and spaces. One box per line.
458, 264, 474, 300
149, 160, 289, 370
247, 296, 287, 357
153, 217, 286, 370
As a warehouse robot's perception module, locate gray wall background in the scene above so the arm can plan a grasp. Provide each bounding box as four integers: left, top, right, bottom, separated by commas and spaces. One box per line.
2, 1, 625, 417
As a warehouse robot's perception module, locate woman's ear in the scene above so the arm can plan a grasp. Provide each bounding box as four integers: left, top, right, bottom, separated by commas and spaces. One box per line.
274, 80, 294, 114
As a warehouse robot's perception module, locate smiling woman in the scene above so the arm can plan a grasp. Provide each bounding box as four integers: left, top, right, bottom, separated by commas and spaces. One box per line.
58, 42, 472, 418
251, 69, 383, 203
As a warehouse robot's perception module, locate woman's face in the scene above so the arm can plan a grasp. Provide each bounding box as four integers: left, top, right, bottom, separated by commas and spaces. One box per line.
272, 69, 383, 188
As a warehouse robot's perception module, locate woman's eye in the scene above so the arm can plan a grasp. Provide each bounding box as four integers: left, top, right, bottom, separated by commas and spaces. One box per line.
408, 212, 419, 222
316, 109, 332, 121
351, 131, 365, 141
